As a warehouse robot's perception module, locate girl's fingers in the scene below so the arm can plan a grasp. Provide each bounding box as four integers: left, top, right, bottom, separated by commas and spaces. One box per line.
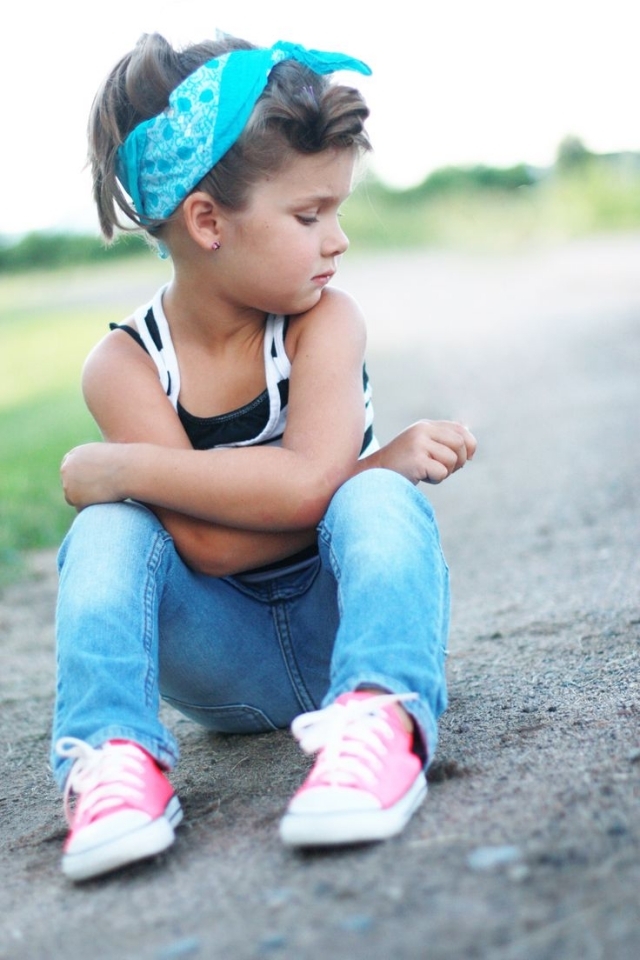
423, 460, 449, 484
422, 422, 477, 468
430, 432, 466, 467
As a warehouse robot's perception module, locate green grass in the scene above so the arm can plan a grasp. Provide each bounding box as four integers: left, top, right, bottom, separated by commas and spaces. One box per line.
0, 391, 99, 580
0, 305, 105, 585
0, 256, 168, 585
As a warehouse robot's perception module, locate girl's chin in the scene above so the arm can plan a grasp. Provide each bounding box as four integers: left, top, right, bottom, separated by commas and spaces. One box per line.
267, 290, 324, 317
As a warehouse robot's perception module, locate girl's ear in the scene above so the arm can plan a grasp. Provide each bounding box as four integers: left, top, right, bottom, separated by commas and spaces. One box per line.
181, 191, 223, 251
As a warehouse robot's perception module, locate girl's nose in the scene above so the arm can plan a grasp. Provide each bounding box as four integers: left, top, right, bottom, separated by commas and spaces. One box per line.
323, 220, 349, 257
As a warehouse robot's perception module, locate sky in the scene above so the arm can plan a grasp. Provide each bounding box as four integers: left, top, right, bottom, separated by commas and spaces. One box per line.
2, 0, 638, 236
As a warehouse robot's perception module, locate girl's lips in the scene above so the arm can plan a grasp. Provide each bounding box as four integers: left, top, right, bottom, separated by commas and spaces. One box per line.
312, 272, 334, 285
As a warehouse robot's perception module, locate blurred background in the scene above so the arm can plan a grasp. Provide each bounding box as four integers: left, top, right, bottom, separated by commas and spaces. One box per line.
1, 0, 639, 583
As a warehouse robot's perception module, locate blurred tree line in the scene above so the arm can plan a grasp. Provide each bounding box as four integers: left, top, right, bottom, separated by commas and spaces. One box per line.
2, 138, 639, 271
0, 231, 150, 273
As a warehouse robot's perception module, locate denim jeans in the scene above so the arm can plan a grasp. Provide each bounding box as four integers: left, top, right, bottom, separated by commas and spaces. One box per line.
51, 469, 450, 789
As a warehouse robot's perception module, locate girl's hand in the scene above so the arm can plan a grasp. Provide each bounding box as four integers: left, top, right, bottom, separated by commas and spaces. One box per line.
374, 420, 477, 485
61, 442, 127, 509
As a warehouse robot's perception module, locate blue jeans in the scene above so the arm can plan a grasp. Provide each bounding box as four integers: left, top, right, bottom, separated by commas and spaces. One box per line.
51, 469, 450, 789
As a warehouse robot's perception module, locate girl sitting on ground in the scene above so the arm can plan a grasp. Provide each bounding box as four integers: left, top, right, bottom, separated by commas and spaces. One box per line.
53, 30, 476, 882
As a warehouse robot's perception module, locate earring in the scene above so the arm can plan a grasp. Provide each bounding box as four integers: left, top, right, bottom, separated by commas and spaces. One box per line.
211, 241, 221, 251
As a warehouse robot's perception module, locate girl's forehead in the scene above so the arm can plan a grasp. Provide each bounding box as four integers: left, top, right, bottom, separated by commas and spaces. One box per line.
255, 149, 357, 198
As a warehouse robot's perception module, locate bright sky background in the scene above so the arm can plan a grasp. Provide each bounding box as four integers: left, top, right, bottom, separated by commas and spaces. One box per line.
2, 0, 638, 236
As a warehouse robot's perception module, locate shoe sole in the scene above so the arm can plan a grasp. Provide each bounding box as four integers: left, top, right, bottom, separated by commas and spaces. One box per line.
62, 796, 183, 882
279, 773, 427, 847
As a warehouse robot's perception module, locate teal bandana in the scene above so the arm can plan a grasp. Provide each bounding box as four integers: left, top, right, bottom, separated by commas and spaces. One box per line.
116, 40, 371, 222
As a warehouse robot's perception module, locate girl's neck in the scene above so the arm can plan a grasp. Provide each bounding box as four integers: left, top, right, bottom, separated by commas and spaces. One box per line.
162, 274, 267, 349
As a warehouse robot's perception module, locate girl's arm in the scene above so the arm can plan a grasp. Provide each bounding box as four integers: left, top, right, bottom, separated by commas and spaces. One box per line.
76, 330, 319, 574
151, 414, 477, 574
66, 288, 368, 572
66, 288, 476, 573
69, 288, 368, 530
151, 511, 318, 577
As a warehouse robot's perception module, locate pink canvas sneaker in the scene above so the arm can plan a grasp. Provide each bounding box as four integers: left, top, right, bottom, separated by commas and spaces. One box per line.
279, 691, 427, 846
55, 738, 183, 882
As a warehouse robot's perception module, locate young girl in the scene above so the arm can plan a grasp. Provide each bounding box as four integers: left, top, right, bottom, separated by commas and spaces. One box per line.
53, 31, 476, 883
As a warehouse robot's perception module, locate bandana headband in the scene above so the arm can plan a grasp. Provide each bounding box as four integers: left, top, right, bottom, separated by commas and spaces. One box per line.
116, 40, 371, 222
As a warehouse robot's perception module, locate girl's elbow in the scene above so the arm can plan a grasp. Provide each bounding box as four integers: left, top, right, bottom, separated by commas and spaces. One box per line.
289, 497, 326, 530
288, 467, 347, 528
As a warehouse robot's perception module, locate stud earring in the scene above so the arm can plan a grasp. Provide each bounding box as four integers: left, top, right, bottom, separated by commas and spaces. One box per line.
211, 241, 221, 251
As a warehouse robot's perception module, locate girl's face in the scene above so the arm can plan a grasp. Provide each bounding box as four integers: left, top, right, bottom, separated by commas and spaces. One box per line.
217, 148, 356, 317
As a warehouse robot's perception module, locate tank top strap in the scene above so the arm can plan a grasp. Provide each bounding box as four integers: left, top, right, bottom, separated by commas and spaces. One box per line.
245, 313, 288, 446
132, 286, 181, 407
268, 314, 291, 381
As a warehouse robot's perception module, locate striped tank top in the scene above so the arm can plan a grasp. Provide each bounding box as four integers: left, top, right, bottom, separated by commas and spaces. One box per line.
120, 286, 378, 456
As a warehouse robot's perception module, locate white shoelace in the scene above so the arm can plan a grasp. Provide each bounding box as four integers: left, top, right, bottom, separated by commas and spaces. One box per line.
291, 692, 418, 789
56, 738, 147, 825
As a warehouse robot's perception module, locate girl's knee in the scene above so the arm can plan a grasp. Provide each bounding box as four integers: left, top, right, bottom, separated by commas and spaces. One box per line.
67, 501, 159, 538
59, 501, 166, 571
58, 502, 174, 616
328, 468, 433, 522
319, 469, 443, 572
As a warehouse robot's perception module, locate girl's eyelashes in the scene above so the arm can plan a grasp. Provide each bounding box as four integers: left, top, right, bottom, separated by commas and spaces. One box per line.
295, 209, 344, 225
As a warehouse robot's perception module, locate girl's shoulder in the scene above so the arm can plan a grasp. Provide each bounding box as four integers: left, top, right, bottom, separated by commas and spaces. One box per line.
81, 303, 162, 405
285, 287, 366, 361
86, 286, 167, 373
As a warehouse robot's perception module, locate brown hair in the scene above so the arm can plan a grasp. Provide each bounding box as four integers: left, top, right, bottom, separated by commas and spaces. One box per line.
89, 33, 371, 240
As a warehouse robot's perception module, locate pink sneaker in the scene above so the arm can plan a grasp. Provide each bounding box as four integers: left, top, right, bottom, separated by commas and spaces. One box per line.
55, 738, 183, 881
279, 691, 427, 846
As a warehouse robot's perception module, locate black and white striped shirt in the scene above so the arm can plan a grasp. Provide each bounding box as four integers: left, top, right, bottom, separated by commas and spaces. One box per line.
118, 285, 378, 457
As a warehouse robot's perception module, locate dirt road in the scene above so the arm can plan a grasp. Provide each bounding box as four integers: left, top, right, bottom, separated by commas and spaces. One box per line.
1, 235, 638, 959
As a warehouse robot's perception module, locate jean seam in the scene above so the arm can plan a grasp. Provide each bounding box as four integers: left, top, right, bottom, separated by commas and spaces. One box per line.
142, 528, 173, 709
270, 596, 317, 714
161, 697, 280, 732
317, 524, 344, 620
